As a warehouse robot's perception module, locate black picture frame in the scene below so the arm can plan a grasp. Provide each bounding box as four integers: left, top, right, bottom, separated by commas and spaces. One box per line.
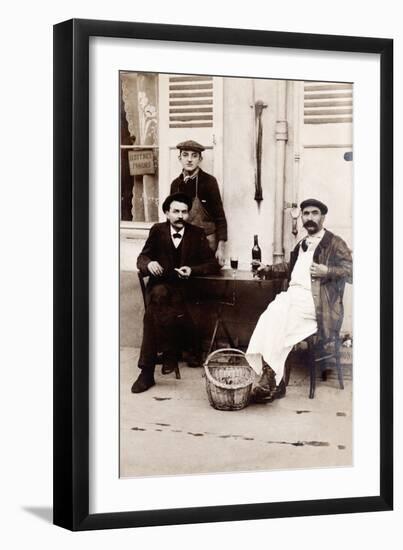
53, 18, 393, 531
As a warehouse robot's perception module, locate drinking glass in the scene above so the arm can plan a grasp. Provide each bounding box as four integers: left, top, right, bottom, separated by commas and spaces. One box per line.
230, 256, 238, 277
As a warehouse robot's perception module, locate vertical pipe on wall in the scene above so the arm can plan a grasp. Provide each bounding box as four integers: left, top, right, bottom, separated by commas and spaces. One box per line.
282, 80, 303, 258
273, 81, 288, 264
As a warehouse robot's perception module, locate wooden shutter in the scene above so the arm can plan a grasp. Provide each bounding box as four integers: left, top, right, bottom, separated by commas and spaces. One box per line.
168, 75, 214, 128
304, 82, 353, 124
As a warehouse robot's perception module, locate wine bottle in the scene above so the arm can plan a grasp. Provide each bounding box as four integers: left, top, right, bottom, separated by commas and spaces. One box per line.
251, 234, 262, 271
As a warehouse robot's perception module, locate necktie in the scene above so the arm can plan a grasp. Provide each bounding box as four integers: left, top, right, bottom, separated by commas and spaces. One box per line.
301, 238, 308, 252
183, 171, 198, 184
173, 233, 182, 240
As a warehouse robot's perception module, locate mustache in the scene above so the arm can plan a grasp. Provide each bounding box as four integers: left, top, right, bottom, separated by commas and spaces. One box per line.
303, 221, 319, 229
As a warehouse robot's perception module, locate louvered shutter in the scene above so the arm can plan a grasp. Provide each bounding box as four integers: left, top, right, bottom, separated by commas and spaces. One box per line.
304, 82, 353, 124
168, 75, 214, 128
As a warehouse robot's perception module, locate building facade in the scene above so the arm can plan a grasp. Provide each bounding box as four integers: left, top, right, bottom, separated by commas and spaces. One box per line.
120, 73, 353, 346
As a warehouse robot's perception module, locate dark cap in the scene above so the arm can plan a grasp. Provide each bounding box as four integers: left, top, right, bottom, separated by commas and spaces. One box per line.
162, 192, 193, 213
176, 140, 205, 153
300, 198, 328, 215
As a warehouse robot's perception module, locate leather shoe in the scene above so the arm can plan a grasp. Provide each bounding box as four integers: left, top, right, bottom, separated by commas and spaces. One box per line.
260, 363, 277, 391
267, 379, 286, 402
250, 363, 277, 403
131, 369, 155, 393
251, 379, 286, 404
161, 359, 178, 375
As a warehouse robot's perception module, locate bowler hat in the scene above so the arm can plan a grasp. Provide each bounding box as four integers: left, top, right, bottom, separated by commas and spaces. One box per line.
162, 192, 193, 212
300, 198, 328, 215
176, 140, 205, 153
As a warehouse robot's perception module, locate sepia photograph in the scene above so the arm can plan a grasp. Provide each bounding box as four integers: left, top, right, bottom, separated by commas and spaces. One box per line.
119, 71, 354, 478
52, 15, 393, 531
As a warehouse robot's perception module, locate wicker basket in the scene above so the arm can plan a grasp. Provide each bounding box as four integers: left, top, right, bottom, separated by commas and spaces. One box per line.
204, 348, 254, 411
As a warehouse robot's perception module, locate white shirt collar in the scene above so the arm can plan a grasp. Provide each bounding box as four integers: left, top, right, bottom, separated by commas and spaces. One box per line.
170, 225, 185, 237
299, 228, 325, 252
170, 225, 184, 248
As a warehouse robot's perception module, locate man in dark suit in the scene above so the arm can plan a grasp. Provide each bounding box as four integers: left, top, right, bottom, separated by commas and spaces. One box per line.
131, 192, 220, 393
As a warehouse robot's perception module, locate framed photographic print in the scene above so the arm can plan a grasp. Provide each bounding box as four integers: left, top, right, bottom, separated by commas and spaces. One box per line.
53, 18, 393, 530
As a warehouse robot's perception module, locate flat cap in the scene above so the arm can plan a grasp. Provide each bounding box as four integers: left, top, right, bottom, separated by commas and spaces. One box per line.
176, 140, 205, 153
300, 198, 328, 215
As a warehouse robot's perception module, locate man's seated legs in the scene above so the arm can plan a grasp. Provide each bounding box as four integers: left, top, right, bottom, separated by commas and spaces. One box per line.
131, 305, 157, 393
175, 306, 202, 368
132, 284, 174, 392
131, 283, 199, 392
156, 283, 202, 370
146, 283, 181, 373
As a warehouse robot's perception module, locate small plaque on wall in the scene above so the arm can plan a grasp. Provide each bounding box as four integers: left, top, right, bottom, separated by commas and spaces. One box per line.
128, 150, 155, 175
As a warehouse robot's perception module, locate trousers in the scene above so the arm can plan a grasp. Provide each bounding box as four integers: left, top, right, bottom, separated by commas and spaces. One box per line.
138, 282, 198, 369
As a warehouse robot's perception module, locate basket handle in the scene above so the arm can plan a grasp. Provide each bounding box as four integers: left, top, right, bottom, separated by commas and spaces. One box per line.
203, 348, 254, 390
204, 348, 246, 362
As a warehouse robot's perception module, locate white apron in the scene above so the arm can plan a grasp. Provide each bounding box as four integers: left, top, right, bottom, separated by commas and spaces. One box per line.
246, 240, 320, 382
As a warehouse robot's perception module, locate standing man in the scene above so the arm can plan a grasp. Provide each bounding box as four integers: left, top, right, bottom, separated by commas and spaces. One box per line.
246, 198, 353, 403
131, 192, 220, 394
170, 140, 227, 266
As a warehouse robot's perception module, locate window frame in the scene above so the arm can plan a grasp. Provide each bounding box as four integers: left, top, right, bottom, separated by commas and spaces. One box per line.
120, 73, 223, 236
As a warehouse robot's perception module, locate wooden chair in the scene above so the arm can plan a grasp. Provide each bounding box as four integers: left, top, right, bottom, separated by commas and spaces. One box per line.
137, 271, 181, 380
285, 334, 344, 399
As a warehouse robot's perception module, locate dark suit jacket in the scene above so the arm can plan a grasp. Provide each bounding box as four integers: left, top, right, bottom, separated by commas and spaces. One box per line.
137, 221, 220, 290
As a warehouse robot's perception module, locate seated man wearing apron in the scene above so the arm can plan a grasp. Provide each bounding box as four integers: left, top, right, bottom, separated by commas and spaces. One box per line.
246, 199, 353, 403
170, 140, 227, 267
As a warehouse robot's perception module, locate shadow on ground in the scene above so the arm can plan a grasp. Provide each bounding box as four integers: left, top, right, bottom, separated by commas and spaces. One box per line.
22, 506, 53, 524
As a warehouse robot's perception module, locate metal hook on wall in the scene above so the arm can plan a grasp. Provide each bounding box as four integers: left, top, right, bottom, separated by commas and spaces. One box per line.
290, 203, 300, 236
